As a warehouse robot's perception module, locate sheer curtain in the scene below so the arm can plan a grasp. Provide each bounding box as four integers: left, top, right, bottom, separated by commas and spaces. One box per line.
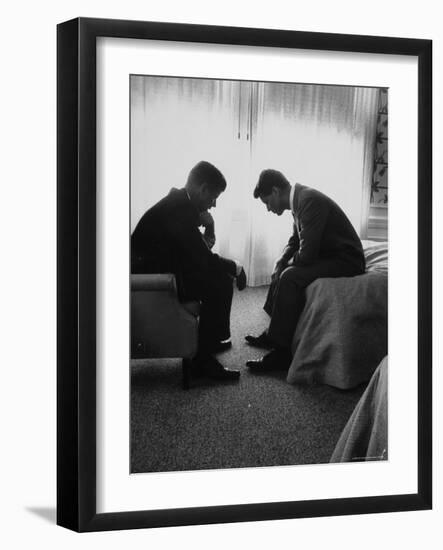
130, 76, 244, 232
245, 83, 379, 285
131, 76, 378, 286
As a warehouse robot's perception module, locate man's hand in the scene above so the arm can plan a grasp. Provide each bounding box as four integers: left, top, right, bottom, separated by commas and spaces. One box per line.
199, 211, 214, 229
203, 234, 216, 249
236, 267, 247, 291
199, 211, 216, 249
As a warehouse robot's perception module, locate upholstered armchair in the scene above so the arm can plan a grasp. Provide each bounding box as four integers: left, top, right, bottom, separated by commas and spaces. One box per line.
131, 274, 200, 389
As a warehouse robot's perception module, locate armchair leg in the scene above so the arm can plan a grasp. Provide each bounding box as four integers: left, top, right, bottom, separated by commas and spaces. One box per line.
182, 358, 192, 390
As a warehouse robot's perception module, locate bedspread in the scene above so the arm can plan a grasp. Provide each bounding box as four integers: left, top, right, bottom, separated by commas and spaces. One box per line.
286, 245, 388, 389
330, 356, 388, 462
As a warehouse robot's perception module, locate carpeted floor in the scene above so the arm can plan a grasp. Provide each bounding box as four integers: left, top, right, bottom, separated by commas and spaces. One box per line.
131, 286, 366, 473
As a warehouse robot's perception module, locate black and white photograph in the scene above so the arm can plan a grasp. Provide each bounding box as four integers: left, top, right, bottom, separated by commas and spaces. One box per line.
130, 75, 389, 474
2, 0, 438, 542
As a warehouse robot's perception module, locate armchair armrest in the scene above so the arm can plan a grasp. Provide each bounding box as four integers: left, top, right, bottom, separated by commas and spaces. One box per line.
131, 273, 177, 292
131, 273, 199, 360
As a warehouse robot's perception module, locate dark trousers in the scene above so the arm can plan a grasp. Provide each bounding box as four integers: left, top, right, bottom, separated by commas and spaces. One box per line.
264, 258, 364, 349
135, 254, 235, 354
198, 269, 234, 351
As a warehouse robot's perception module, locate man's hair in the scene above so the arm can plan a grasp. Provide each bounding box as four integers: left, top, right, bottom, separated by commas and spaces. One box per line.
253, 169, 290, 198
187, 161, 227, 192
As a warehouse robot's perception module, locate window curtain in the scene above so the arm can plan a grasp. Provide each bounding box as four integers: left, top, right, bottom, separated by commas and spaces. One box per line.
130, 76, 243, 231
245, 83, 379, 285
131, 76, 378, 286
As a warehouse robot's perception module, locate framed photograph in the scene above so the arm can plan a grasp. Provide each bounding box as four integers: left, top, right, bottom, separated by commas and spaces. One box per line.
57, 17, 432, 532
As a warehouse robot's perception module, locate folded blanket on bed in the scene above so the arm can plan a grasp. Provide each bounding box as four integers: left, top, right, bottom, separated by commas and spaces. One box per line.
361, 240, 388, 274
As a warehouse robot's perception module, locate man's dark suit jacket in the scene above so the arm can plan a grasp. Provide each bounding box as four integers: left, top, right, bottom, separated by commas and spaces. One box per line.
131, 188, 236, 300
279, 183, 365, 271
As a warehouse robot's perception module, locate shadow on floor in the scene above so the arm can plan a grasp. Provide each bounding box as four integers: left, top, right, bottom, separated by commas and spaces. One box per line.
26, 507, 56, 524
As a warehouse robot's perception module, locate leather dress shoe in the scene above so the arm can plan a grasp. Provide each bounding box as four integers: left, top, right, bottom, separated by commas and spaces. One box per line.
207, 340, 232, 354
194, 354, 240, 381
246, 349, 291, 372
244, 331, 273, 349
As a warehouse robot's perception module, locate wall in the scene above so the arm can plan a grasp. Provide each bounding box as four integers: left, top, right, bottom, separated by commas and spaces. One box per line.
1, 1, 441, 549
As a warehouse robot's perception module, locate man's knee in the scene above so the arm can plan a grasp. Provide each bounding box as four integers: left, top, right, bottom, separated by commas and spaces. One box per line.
278, 266, 304, 288
278, 265, 320, 289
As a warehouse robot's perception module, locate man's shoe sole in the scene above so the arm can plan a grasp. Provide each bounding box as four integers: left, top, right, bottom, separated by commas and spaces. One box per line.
244, 335, 273, 349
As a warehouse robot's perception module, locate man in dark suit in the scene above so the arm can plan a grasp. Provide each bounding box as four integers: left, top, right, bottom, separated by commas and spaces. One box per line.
132, 161, 246, 381
245, 169, 365, 371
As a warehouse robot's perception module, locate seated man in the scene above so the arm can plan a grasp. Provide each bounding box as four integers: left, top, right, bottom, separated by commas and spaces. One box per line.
131, 161, 247, 381
245, 169, 365, 371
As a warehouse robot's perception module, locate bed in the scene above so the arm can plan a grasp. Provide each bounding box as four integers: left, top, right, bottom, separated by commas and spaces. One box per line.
330, 356, 388, 462
286, 240, 388, 389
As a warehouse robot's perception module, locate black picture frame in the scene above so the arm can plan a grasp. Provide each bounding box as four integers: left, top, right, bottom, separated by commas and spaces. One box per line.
57, 17, 432, 532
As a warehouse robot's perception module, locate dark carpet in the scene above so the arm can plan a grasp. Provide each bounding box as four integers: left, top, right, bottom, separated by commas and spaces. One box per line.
131, 286, 365, 473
